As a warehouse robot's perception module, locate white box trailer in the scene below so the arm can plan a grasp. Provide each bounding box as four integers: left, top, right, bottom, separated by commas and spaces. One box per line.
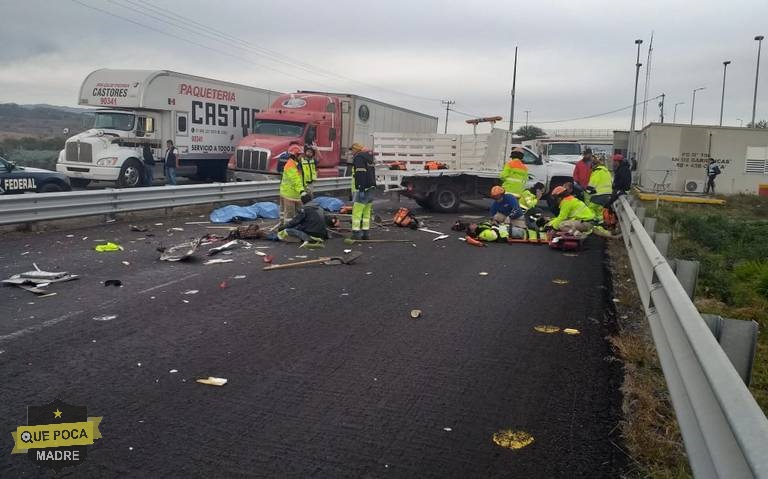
57, 69, 282, 187
374, 129, 575, 212
298, 91, 438, 152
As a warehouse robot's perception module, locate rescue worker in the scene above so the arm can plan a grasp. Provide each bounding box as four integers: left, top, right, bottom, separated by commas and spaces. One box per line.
489, 185, 524, 227
499, 147, 529, 196
547, 185, 617, 238
572, 147, 593, 189
606, 153, 631, 208
586, 157, 613, 214
279, 144, 309, 225
468, 221, 515, 242
277, 196, 337, 248
299, 145, 318, 194
350, 143, 376, 240
519, 182, 546, 211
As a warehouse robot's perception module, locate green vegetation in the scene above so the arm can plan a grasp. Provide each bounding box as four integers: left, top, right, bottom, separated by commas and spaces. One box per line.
0, 136, 64, 171
649, 194, 768, 412
514, 124, 545, 140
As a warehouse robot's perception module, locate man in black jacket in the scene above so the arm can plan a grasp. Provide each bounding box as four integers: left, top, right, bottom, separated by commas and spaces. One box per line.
704, 158, 721, 195
350, 143, 376, 240
142, 143, 156, 186
277, 196, 337, 248
606, 153, 631, 208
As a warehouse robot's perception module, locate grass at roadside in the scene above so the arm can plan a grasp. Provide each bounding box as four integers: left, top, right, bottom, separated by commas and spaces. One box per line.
645, 194, 768, 412
607, 241, 691, 479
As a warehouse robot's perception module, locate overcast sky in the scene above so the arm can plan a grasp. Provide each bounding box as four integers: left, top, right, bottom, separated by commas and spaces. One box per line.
1, 0, 767, 133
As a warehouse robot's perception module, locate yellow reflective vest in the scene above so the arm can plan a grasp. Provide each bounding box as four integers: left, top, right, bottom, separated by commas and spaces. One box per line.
500, 159, 528, 196
299, 155, 317, 187
279, 159, 304, 200
519, 189, 539, 210
588, 165, 613, 196
548, 195, 595, 229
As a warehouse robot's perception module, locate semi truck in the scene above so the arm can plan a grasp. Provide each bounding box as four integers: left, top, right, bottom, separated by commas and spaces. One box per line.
227, 92, 438, 181
57, 69, 282, 187
374, 129, 575, 212
522, 139, 583, 164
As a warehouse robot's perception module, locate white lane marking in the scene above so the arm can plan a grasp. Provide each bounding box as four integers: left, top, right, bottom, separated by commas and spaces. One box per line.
137, 273, 200, 295
0, 311, 84, 343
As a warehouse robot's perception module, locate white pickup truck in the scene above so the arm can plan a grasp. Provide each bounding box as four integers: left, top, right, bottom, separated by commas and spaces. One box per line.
374, 129, 574, 212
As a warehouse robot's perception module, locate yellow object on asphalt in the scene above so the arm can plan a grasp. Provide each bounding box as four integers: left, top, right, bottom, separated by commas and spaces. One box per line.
492, 430, 535, 450
534, 325, 561, 333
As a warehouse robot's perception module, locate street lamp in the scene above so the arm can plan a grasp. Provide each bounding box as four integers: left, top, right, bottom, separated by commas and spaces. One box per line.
524, 110, 531, 127
673, 102, 684, 123
752, 35, 764, 127
737, 118, 744, 127
628, 39, 643, 164
690, 87, 706, 125
720, 61, 731, 126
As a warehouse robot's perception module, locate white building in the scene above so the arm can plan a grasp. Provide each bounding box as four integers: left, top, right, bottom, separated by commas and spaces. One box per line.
635, 123, 768, 195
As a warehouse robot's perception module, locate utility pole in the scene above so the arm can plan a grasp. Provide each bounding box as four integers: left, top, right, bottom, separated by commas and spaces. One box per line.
641, 31, 654, 127
673, 102, 684, 123
441, 100, 455, 134
628, 39, 643, 166
659, 93, 665, 123
524, 110, 531, 127
720, 60, 731, 126
509, 46, 518, 133
752, 35, 764, 127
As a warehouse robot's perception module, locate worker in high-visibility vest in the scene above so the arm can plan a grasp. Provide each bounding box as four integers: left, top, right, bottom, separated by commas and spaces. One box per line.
586, 158, 613, 215
299, 145, 318, 193
350, 143, 376, 240
279, 144, 309, 225
519, 182, 546, 211
547, 186, 618, 238
499, 148, 529, 196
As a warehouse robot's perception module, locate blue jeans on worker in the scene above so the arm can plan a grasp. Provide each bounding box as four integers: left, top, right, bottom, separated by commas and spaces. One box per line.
144, 164, 155, 186
164, 165, 177, 185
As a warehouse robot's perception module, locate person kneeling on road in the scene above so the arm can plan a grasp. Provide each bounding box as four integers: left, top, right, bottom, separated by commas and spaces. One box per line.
277, 195, 338, 248
547, 186, 618, 239
489, 186, 525, 227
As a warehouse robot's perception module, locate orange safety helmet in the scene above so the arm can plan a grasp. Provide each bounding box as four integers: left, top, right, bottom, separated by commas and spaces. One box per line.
490, 185, 505, 199
551, 185, 568, 197
287, 144, 303, 156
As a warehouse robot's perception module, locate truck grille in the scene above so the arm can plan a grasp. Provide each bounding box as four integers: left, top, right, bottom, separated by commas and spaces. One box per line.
65, 142, 92, 163
236, 149, 269, 171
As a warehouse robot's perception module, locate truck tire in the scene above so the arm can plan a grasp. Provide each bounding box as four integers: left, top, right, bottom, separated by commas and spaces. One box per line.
38, 182, 64, 193
118, 159, 143, 188
70, 178, 91, 188
430, 185, 460, 213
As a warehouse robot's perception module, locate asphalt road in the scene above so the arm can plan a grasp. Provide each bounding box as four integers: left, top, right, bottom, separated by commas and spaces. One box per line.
0, 198, 624, 478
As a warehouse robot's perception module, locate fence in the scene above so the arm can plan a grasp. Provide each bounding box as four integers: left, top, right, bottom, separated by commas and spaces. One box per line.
614, 195, 768, 478
0, 177, 351, 226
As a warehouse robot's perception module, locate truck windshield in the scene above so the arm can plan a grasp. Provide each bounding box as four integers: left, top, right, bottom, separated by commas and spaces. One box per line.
93, 112, 136, 131
547, 143, 581, 156
252, 120, 305, 137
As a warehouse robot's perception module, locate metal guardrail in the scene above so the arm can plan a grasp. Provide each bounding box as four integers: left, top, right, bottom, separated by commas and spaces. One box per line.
614, 195, 768, 478
0, 177, 351, 226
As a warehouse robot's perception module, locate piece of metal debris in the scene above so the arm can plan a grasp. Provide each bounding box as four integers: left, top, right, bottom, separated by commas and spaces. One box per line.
563, 328, 581, 335
93, 315, 117, 321
534, 325, 561, 333
196, 377, 227, 386
160, 239, 201, 262
204, 259, 234, 265
410, 309, 422, 319
552, 279, 569, 285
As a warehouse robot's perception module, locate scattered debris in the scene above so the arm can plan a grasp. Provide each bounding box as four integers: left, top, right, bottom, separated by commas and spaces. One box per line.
233, 275, 247, 279
3, 266, 79, 295
263, 255, 273, 264
104, 280, 122, 287
65, 234, 74, 238
183, 290, 199, 295
204, 259, 234, 265
169, 369, 178, 374
159, 239, 201, 262
443, 427, 452, 432
219, 280, 228, 289
563, 328, 581, 335
154, 223, 164, 226
563, 253, 579, 257
196, 376, 227, 386
122, 261, 130, 266
366, 272, 373, 275
410, 309, 422, 319
94, 242, 123, 252
551, 279, 569, 285
432, 234, 449, 241
492, 429, 534, 450
93, 315, 117, 321
170, 227, 185, 232
534, 325, 561, 333
479, 272, 489, 276
208, 240, 240, 256
20, 252, 30, 256
129, 225, 148, 232
185, 221, 210, 225
255, 251, 267, 257
343, 238, 412, 244
264, 251, 363, 271
343, 249, 352, 254
105, 218, 117, 224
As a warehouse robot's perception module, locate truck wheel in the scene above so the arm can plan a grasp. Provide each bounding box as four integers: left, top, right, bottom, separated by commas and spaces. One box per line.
118, 159, 142, 188
70, 178, 91, 188
39, 183, 64, 193
430, 185, 460, 213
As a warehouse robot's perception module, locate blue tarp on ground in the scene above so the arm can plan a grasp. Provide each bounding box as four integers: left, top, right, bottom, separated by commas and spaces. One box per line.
312, 196, 344, 212
209, 202, 280, 223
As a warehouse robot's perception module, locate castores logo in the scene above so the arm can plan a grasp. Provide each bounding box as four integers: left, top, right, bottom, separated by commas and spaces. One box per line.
10, 398, 104, 473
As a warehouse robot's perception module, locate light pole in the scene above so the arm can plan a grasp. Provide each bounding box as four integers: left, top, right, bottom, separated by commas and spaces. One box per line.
752, 35, 764, 127
524, 110, 530, 127
628, 39, 643, 164
509, 46, 518, 133
690, 87, 705, 125
720, 61, 731, 126
737, 118, 744, 127
673, 102, 684, 123
441, 100, 455, 134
